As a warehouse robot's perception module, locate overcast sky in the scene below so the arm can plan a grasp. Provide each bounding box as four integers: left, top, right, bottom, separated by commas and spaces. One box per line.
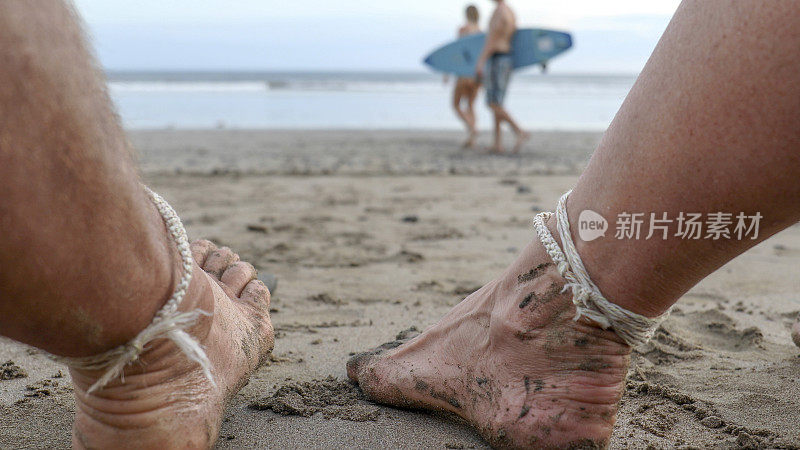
73, 0, 682, 73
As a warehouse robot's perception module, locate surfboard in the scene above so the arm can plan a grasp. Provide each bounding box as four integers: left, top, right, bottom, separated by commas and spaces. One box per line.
423, 28, 573, 77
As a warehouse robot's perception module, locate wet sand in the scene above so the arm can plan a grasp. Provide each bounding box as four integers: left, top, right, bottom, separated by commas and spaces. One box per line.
1, 130, 799, 449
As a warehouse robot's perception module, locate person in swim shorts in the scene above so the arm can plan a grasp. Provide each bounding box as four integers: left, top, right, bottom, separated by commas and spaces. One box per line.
475, 0, 530, 153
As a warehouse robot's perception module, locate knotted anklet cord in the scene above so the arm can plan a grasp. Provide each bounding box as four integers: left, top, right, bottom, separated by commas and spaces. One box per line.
52, 187, 214, 394
532, 191, 671, 347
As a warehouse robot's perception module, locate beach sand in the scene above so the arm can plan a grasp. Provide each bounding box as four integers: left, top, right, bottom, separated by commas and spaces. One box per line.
1, 130, 799, 449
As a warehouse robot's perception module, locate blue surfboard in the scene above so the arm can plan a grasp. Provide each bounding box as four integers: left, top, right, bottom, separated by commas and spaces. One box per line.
423, 28, 572, 77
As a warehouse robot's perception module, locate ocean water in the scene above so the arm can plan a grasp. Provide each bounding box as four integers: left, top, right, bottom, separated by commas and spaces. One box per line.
107, 71, 636, 131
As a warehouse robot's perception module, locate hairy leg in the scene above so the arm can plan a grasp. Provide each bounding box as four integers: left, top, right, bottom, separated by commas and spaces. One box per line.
0, 2, 273, 448
350, 1, 800, 447
0, 1, 173, 355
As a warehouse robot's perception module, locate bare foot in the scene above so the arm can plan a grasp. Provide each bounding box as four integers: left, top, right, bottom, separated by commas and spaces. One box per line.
512, 131, 531, 154
487, 146, 505, 154
70, 240, 274, 449
462, 131, 478, 149
348, 238, 630, 449
792, 315, 800, 348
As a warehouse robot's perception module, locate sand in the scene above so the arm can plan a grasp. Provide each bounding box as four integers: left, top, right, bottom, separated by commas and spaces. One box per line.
1, 129, 799, 449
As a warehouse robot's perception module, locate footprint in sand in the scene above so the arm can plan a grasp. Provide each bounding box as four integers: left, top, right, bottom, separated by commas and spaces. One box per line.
679, 310, 764, 351
634, 324, 702, 365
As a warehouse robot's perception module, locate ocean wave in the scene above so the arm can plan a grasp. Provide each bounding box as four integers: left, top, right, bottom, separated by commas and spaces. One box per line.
109, 81, 269, 92
110, 78, 633, 96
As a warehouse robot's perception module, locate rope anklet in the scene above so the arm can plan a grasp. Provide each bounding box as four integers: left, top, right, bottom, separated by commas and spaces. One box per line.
53, 187, 214, 394
532, 191, 670, 347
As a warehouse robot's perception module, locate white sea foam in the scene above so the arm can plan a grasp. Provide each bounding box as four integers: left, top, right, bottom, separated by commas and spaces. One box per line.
107, 72, 636, 130
110, 81, 268, 93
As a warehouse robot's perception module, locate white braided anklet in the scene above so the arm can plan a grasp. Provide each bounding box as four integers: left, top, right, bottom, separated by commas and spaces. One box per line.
52, 187, 214, 394
532, 191, 671, 347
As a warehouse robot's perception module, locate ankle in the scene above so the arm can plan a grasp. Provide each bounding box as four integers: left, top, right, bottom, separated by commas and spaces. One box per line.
494, 246, 625, 349
544, 211, 671, 318
69, 263, 215, 392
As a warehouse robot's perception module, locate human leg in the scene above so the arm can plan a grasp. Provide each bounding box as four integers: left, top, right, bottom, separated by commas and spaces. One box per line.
0, 2, 273, 448
463, 83, 479, 148
489, 103, 530, 153
486, 54, 528, 154
485, 56, 505, 153
453, 83, 468, 126
491, 106, 504, 152
453, 80, 476, 147
349, 1, 800, 447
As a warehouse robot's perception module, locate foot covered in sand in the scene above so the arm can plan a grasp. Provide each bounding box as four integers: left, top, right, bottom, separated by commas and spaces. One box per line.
792, 315, 800, 348
70, 240, 274, 449
348, 239, 631, 448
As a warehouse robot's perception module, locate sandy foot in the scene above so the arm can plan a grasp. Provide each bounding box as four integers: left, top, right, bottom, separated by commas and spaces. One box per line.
69, 240, 274, 449
348, 239, 631, 449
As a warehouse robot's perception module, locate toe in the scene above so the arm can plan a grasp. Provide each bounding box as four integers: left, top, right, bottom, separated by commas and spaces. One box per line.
240, 279, 271, 309
221, 262, 257, 297
190, 239, 217, 266
346, 328, 419, 382
238, 279, 275, 368
202, 247, 240, 279
346, 352, 373, 382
